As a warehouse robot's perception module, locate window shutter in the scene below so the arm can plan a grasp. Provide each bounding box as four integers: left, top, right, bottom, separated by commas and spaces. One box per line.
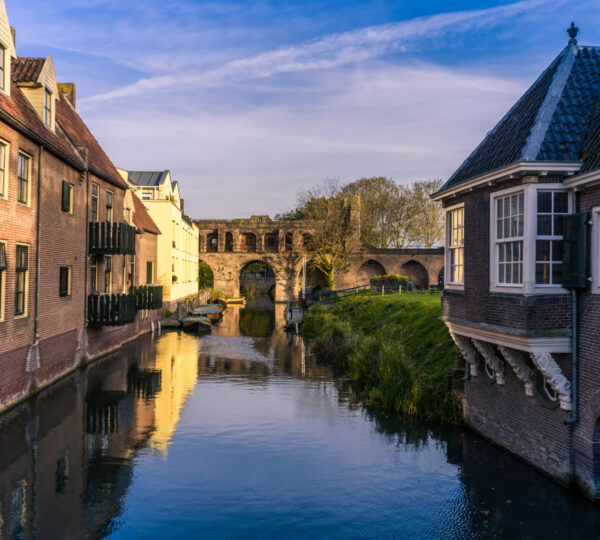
561, 213, 589, 289
62, 181, 71, 212
0, 243, 6, 271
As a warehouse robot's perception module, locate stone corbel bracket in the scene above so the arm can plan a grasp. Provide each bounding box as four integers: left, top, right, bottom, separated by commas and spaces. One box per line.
530, 352, 572, 411
473, 339, 505, 385
498, 346, 534, 397
452, 334, 478, 376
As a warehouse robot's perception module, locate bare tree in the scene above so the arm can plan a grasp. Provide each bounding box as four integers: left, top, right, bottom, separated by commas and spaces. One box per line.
410, 179, 445, 248
296, 181, 354, 289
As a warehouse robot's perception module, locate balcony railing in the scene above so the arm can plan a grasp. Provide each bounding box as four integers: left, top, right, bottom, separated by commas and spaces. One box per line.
89, 222, 136, 255
87, 293, 136, 326
131, 285, 163, 310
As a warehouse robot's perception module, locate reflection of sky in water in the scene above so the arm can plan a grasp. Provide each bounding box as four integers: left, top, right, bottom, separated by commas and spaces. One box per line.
1, 306, 600, 539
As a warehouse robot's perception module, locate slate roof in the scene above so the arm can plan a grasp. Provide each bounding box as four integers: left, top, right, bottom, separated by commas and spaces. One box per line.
132, 192, 161, 235
56, 95, 127, 189
11, 57, 44, 83
128, 171, 169, 187
580, 102, 600, 172
441, 43, 600, 192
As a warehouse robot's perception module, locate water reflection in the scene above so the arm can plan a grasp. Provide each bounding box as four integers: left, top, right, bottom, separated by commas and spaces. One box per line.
0, 303, 599, 538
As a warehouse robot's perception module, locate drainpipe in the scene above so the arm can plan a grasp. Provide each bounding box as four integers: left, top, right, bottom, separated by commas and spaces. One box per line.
565, 287, 579, 425
32, 145, 44, 366
566, 191, 581, 426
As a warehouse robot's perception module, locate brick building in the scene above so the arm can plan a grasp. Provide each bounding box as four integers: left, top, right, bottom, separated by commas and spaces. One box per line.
0, 3, 162, 414
433, 25, 600, 497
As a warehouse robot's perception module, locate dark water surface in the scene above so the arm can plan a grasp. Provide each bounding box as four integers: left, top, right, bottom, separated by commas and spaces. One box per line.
1, 301, 600, 539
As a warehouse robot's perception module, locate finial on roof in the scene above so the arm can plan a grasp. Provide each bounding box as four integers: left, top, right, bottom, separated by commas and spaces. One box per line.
567, 22, 579, 45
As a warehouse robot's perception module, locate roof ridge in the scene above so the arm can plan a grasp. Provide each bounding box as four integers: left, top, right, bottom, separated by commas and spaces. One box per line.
520, 44, 578, 161
442, 46, 566, 189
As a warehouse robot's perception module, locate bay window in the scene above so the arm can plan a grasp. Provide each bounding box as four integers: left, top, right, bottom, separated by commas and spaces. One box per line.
491, 185, 569, 293
446, 206, 464, 287
496, 192, 524, 285
535, 191, 568, 286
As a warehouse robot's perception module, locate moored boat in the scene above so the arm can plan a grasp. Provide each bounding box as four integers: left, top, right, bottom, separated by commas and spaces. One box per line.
193, 305, 224, 316
179, 315, 212, 333
226, 297, 246, 305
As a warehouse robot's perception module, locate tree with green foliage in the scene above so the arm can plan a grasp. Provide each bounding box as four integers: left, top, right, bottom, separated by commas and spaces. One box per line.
198, 261, 214, 290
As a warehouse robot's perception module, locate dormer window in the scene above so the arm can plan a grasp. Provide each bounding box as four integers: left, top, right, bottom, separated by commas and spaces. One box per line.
0, 44, 6, 93
44, 88, 53, 127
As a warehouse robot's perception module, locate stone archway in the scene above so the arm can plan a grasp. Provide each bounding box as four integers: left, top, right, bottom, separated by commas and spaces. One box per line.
240, 260, 276, 300
198, 260, 214, 290
400, 260, 429, 289
297, 266, 329, 296
357, 260, 386, 285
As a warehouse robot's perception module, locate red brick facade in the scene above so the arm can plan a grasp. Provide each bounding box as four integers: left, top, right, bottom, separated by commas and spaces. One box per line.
0, 29, 162, 413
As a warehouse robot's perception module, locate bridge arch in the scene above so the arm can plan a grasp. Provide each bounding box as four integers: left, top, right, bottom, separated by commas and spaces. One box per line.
239, 260, 277, 299
400, 260, 429, 289
296, 265, 329, 296
357, 259, 387, 285
198, 260, 215, 290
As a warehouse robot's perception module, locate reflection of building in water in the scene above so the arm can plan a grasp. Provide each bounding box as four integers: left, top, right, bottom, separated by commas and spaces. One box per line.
149, 333, 199, 454
0, 332, 199, 538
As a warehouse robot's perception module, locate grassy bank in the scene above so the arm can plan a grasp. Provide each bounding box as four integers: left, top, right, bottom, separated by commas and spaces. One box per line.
302, 293, 462, 423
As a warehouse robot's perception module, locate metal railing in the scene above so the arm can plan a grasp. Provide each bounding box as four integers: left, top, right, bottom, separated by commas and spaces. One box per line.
89, 222, 136, 255
130, 285, 163, 310
87, 293, 136, 326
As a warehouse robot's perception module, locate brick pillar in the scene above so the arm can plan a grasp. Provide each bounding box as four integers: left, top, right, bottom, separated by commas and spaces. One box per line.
233, 230, 241, 252
217, 228, 225, 253
257, 233, 264, 253
278, 229, 285, 253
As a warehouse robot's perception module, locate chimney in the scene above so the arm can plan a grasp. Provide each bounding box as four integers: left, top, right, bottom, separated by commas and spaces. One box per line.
58, 83, 76, 109
10, 27, 15, 47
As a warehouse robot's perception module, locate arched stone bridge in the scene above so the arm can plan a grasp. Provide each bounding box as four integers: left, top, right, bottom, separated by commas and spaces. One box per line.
195, 215, 444, 302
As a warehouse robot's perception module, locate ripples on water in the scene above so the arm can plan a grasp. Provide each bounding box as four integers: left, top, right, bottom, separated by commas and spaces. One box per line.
0, 300, 600, 539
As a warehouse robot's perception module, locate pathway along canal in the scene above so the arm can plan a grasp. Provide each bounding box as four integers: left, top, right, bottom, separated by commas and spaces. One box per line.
1, 299, 600, 538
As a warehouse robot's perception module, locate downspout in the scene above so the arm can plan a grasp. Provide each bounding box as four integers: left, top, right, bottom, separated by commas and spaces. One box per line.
28, 144, 44, 377
566, 190, 580, 426
83, 162, 90, 361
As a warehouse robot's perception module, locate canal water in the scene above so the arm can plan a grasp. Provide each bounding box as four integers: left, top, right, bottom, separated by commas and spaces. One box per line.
1, 300, 600, 539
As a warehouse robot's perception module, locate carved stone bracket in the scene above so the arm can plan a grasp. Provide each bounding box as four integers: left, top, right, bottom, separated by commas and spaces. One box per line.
530, 352, 572, 411
498, 346, 534, 397
473, 339, 505, 384
452, 334, 478, 376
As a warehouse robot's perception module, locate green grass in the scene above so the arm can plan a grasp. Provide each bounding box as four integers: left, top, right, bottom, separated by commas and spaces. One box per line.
302, 292, 462, 423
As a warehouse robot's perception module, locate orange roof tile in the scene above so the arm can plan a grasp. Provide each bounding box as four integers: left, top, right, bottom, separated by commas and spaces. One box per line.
12, 57, 45, 83
132, 191, 161, 235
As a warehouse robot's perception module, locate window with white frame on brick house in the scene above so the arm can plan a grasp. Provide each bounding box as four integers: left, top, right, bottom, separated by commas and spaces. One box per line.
61, 180, 73, 213
106, 190, 113, 222
446, 206, 464, 287
535, 191, 568, 286
491, 185, 569, 293
91, 184, 99, 222
0, 241, 5, 321
17, 153, 30, 205
0, 141, 7, 199
15, 244, 28, 316
496, 192, 524, 286
593, 207, 600, 292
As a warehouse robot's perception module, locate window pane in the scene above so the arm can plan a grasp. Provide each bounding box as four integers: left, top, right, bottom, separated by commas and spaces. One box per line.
552, 263, 563, 284
518, 193, 524, 213
552, 240, 564, 262
512, 242, 521, 261
503, 218, 510, 238
504, 198, 510, 218
518, 214, 524, 236
554, 215, 564, 236
497, 199, 503, 219
554, 192, 568, 213
538, 191, 552, 213
536, 263, 550, 284
537, 215, 552, 236
0, 242, 5, 270
536, 240, 551, 262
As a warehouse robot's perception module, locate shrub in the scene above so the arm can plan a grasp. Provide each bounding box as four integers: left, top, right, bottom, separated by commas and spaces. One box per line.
370, 274, 409, 286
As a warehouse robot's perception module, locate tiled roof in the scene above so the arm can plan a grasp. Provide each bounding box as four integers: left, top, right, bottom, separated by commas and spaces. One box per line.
12, 57, 44, 83
132, 192, 161, 235
580, 102, 600, 172
0, 82, 83, 166
441, 44, 600, 192
56, 95, 127, 189
128, 171, 169, 187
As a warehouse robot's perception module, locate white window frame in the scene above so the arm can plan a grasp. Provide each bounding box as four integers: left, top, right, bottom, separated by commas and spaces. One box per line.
0, 139, 8, 199
0, 43, 7, 95
445, 203, 464, 289
17, 152, 32, 207
592, 207, 600, 294
15, 243, 29, 318
490, 183, 570, 294
0, 239, 6, 322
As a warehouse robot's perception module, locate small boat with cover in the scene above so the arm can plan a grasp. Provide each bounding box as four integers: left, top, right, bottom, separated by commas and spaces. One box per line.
179, 315, 212, 332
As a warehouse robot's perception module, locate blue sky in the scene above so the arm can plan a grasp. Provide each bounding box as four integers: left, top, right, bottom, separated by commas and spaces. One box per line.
6, 0, 600, 218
